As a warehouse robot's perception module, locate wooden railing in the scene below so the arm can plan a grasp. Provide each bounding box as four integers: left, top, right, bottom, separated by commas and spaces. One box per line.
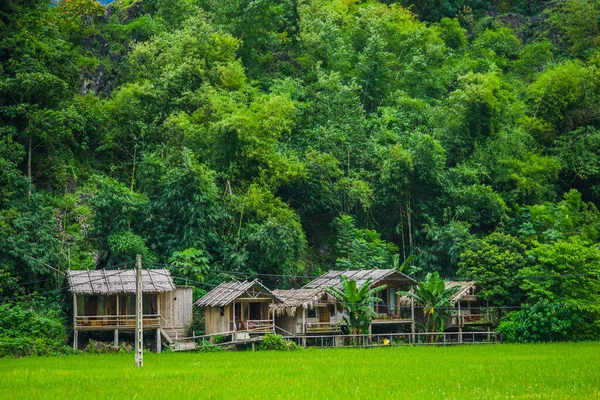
246, 320, 275, 332
373, 306, 412, 321
305, 322, 341, 333
451, 311, 496, 326
75, 314, 161, 328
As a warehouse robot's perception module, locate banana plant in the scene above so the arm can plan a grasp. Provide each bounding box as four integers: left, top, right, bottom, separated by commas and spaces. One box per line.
326, 276, 386, 336
397, 272, 459, 338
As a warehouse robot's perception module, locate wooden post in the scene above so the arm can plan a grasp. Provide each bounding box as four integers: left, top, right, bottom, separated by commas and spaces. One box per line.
114, 329, 119, 347
232, 300, 236, 341
73, 294, 78, 349
135, 254, 143, 367
410, 285, 415, 343
458, 300, 462, 343
271, 299, 275, 333
156, 328, 161, 353
301, 308, 307, 348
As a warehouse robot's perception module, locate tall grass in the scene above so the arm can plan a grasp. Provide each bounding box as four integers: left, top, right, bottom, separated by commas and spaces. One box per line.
0, 343, 598, 399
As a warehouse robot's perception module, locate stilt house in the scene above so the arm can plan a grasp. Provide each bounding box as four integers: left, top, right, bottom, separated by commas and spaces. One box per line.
273, 269, 417, 336
446, 281, 496, 329
195, 280, 279, 341
67, 269, 193, 351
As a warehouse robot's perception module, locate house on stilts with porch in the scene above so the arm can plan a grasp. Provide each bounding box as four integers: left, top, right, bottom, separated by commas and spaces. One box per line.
272, 269, 418, 338
66, 268, 193, 351
194, 280, 279, 342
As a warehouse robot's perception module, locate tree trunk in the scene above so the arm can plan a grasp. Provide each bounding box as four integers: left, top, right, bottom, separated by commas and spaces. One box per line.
130, 145, 137, 191
405, 187, 413, 255
27, 136, 32, 199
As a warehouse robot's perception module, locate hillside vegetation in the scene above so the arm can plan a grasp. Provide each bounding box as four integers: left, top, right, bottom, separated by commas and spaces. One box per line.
1, 0, 600, 348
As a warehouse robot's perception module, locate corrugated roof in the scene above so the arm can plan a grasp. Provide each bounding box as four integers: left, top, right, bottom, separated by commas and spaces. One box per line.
303, 269, 416, 290
66, 268, 175, 295
194, 280, 279, 307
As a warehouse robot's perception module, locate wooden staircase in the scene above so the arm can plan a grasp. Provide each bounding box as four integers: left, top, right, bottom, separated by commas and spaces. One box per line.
160, 327, 198, 351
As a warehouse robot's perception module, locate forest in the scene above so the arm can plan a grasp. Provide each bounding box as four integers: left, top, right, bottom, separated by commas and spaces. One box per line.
1, 0, 600, 354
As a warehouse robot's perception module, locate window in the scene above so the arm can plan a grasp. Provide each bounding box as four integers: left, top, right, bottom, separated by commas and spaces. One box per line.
307, 308, 316, 318
84, 296, 97, 316
142, 294, 157, 315
219, 306, 225, 316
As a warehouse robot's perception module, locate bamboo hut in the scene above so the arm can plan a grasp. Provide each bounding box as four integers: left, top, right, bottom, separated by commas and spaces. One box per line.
272, 288, 341, 335
446, 281, 495, 331
67, 269, 192, 351
195, 280, 279, 341
274, 269, 417, 336
401, 281, 495, 342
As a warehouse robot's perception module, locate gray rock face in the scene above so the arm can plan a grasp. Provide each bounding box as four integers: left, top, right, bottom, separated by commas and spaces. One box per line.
79, 64, 114, 96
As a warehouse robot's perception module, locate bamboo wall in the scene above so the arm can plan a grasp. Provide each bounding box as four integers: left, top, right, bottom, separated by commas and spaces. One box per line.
159, 287, 193, 329
204, 305, 231, 335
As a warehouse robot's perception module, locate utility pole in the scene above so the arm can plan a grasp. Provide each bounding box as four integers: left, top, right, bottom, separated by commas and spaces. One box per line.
135, 254, 143, 367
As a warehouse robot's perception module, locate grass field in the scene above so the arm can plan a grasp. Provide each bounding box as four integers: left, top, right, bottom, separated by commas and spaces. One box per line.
0, 342, 599, 399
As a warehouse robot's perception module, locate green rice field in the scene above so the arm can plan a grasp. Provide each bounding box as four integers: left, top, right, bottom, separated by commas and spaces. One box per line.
0, 343, 599, 399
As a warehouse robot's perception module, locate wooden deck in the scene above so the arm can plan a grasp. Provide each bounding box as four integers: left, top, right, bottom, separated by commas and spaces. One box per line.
372, 318, 413, 324
74, 314, 161, 330
451, 312, 496, 327
305, 322, 342, 333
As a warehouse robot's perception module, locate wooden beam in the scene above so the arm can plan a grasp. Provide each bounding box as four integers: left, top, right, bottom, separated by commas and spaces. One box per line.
73, 294, 78, 349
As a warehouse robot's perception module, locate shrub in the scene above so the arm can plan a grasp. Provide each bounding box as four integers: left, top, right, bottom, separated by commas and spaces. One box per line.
258, 333, 301, 351
0, 302, 71, 357
85, 339, 133, 354
497, 300, 578, 343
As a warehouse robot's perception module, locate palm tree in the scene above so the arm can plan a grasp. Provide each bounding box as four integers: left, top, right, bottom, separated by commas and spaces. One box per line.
326, 276, 386, 337
397, 272, 459, 339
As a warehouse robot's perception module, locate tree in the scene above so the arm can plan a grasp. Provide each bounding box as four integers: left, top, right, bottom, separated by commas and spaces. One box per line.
88, 176, 149, 267
398, 272, 459, 337
168, 248, 210, 285
548, 0, 600, 58
334, 215, 398, 271
520, 236, 600, 309
326, 276, 386, 336
458, 232, 526, 307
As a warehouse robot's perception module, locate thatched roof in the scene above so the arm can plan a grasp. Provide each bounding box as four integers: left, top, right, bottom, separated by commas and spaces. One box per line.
67, 269, 175, 295
304, 269, 416, 290
398, 281, 480, 306
446, 281, 478, 303
271, 288, 337, 316
194, 280, 279, 308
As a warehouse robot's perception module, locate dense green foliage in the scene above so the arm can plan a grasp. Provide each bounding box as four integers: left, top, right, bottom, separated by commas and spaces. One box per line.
0, 300, 71, 357
0, 344, 599, 398
1, 0, 600, 347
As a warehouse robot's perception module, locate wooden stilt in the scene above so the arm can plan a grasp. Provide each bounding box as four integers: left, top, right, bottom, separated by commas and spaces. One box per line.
73, 294, 78, 349
302, 308, 307, 348
114, 329, 119, 347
